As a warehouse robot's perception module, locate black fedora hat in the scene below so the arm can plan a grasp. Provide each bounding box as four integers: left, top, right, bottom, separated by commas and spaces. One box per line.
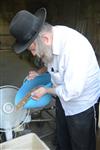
9, 8, 47, 53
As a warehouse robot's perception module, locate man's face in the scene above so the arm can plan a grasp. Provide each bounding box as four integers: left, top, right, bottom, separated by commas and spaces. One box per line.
28, 42, 37, 56
28, 37, 53, 65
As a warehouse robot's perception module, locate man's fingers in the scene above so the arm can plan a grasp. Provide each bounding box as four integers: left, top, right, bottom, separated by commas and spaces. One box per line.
27, 71, 39, 80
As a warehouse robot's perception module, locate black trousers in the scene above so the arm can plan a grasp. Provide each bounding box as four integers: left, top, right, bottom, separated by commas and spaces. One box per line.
56, 97, 96, 150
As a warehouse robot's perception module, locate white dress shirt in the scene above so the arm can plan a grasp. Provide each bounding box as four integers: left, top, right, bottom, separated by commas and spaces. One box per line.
47, 25, 100, 116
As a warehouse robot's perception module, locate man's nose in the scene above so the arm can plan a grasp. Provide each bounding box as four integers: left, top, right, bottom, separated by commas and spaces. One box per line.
30, 50, 36, 56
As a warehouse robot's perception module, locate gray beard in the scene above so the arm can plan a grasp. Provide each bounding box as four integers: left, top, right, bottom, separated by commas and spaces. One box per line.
42, 46, 53, 65
36, 38, 53, 65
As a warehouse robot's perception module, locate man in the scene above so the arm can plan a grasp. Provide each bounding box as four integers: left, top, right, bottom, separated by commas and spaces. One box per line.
9, 8, 100, 150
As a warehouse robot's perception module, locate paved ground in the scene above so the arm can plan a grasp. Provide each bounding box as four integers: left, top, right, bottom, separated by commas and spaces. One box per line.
0, 50, 100, 150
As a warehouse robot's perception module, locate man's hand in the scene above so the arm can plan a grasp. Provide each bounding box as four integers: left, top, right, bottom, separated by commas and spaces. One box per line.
27, 70, 39, 80
27, 66, 47, 80
31, 87, 47, 100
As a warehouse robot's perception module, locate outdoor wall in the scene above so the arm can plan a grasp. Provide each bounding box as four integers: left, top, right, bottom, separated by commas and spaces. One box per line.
0, 0, 100, 62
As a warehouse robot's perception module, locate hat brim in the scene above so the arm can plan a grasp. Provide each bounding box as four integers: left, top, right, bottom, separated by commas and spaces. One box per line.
13, 8, 47, 54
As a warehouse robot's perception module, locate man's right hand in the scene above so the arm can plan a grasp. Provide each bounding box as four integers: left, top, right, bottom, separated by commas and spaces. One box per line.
27, 70, 39, 80
27, 66, 47, 80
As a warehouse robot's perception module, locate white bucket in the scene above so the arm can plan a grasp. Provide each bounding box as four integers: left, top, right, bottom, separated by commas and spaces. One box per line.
0, 133, 50, 150
0, 85, 29, 131
0, 85, 30, 140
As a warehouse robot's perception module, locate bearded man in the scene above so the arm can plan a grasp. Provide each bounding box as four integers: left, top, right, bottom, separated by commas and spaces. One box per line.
9, 8, 100, 150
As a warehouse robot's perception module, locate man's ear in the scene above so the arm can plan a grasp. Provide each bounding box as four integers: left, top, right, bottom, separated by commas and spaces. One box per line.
41, 33, 52, 46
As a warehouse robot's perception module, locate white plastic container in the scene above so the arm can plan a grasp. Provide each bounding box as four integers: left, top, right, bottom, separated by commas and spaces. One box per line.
0, 133, 50, 150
